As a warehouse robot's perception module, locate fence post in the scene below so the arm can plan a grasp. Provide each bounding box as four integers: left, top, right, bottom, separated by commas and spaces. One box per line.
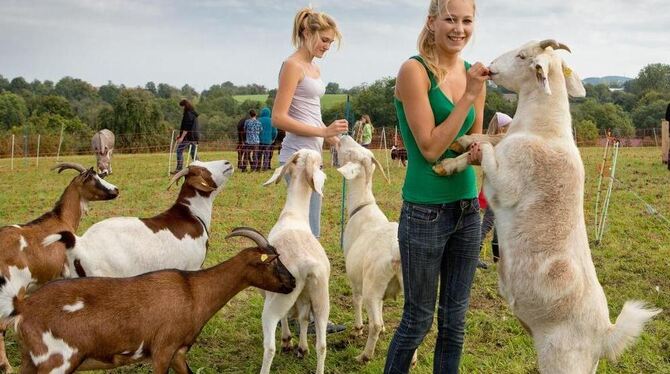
11, 134, 15, 170
653, 128, 658, 147
56, 123, 65, 162
168, 130, 175, 176
36, 134, 41, 167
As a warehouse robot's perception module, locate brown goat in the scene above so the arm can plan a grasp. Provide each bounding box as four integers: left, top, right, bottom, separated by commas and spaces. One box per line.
3, 228, 295, 374
0, 163, 119, 372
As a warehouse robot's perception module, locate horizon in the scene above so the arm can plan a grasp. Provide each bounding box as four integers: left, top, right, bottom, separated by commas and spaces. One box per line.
1, 0, 667, 91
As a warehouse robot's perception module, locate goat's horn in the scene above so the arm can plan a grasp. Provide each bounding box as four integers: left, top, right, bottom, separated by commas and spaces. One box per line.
372, 157, 390, 184
52, 162, 87, 174
226, 227, 271, 250
539, 39, 571, 53
167, 168, 190, 191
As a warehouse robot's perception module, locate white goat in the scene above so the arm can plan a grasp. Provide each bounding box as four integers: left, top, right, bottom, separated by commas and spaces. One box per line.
65, 160, 233, 278
336, 135, 406, 363
443, 39, 660, 373
260, 149, 330, 374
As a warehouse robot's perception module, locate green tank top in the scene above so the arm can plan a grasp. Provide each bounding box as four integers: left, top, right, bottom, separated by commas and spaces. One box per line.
395, 56, 478, 204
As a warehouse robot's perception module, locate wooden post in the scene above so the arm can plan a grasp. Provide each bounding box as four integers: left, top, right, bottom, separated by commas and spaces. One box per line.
662, 120, 669, 164
11, 134, 15, 170
36, 134, 41, 167
56, 123, 65, 162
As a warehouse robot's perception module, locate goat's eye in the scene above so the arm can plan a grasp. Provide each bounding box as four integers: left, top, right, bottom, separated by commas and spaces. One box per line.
517, 54, 526, 60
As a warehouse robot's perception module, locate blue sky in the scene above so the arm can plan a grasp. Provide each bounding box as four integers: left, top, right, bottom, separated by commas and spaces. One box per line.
0, 0, 667, 90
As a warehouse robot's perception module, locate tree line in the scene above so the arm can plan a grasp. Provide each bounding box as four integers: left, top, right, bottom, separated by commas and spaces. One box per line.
1, 63, 668, 156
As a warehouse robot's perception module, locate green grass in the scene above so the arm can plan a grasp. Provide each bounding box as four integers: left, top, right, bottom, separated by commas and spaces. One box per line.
233, 94, 347, 111
0, 147, 668, 373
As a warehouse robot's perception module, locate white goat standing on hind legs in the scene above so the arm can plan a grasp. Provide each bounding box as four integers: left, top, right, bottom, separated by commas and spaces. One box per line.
336, 135, 417, 365
439, 40, 661, 373
260, 149, 331, 374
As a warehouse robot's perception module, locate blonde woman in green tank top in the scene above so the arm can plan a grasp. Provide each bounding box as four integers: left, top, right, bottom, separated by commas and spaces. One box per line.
384, 0, 489, 373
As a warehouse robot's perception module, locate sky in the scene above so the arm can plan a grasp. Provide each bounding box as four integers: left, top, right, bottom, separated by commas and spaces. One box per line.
0, 0, 668, 91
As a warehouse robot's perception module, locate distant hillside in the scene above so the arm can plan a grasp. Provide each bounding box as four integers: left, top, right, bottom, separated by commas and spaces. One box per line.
583, 76, 632, 86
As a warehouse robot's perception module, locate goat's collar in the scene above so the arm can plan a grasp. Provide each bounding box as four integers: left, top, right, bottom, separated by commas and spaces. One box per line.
349, 202, 374, 220
194, 214, 210, 237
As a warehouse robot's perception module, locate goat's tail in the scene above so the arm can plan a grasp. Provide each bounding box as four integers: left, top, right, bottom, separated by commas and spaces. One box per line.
603, 300, 661, 361
42, 231, 76, 249
0, 266, 34, 319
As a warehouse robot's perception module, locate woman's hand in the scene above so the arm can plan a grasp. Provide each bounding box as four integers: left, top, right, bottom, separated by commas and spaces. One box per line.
468, 141, 482, 165
323, 119, 349, 138
464, 62, 490, 101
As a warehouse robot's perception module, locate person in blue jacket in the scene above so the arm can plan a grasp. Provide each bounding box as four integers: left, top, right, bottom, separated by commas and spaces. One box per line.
258, 107, 278, 171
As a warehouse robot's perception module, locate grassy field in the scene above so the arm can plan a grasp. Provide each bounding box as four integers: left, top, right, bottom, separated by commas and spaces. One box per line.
234, 94, 347, 111
0, 147, 668, 373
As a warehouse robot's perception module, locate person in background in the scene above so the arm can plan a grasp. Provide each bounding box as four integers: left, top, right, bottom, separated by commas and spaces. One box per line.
244, 109, 262, 172
666, 102, 670, 170
172, 99, 200, 173
258, 107, 278, 171
476, 112, 512, 270
360, 114, 373, 148
384, 0, 488, 372
237, 113, 249, 172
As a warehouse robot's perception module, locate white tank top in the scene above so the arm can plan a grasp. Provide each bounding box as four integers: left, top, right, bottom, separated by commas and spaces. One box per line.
279, 66, 326, 163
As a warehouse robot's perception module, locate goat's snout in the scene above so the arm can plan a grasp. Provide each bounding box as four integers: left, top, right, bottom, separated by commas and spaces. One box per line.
275, 260, 296, 294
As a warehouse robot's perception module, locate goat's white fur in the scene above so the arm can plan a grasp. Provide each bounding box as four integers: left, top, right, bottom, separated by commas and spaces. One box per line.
259, 150, 330, 374
467, 40, 660, 373
66, 160, 233, 278
336, 135, 418, 364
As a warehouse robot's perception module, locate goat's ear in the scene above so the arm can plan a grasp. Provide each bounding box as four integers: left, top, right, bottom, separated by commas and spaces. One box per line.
532, 54, 552, 95
311, 167, 326, 196
264, 164, 286, 186
562, 61, 586, 97
187, 175, 216, 192
337, 162, 362, 180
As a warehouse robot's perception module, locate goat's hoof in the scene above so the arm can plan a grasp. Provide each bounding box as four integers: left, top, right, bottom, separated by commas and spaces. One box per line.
432, 164, 447, 176
281, 338, 293, 353
295, 346, 309, 358
457, 135, 474, 148
355, 353, 371, 363
350, 326, 364, 337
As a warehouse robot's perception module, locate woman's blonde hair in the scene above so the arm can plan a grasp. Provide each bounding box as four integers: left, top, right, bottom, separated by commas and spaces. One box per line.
417, 0, 476, 83
291, 7, 342, 51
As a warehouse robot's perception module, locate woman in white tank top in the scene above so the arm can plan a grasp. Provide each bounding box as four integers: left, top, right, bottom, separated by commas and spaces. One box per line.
272, 7, 348, 238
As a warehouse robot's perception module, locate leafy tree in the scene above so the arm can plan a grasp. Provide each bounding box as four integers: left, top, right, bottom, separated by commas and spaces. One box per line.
585, 84, 612, 103
9, 77, 30, 94
0, 75, 9, 92
99, 88, 166, 148
352, 77, 397, 128
572, 99, 634, 136
631, 99, 668, 128
145, 81, 157, 95
627, 63, 670, 96
611, 90, 637, 112
157, 83, 179, 99
31, 95, 74, 118
98, 82, 120, 105
0, 92, 28, 129
180, 84, 198, 100
55, 77, 97, 101
30, 80, 54, 96
325, 82, 340, 94
575, 119, 599, 143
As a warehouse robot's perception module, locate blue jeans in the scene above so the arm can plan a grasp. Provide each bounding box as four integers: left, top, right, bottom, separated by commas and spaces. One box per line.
175, 141, 197, 170
279, 161, 321, 238
384, 199, 481, 374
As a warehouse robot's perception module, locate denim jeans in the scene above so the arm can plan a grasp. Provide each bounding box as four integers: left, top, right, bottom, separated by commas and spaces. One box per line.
175, 141, 197, 170
279, 161, 321, 238
384, 199, 481, 374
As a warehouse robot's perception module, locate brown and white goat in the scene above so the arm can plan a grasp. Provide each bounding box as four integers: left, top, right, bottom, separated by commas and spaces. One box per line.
1, 227, 295, 374
65, 160, 233, 278
0, 163, 119, 372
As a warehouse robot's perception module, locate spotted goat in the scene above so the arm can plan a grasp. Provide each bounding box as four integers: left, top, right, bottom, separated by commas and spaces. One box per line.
0, 227, 295, 373
65, 160, 233, 278
0, 163, 118, 372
